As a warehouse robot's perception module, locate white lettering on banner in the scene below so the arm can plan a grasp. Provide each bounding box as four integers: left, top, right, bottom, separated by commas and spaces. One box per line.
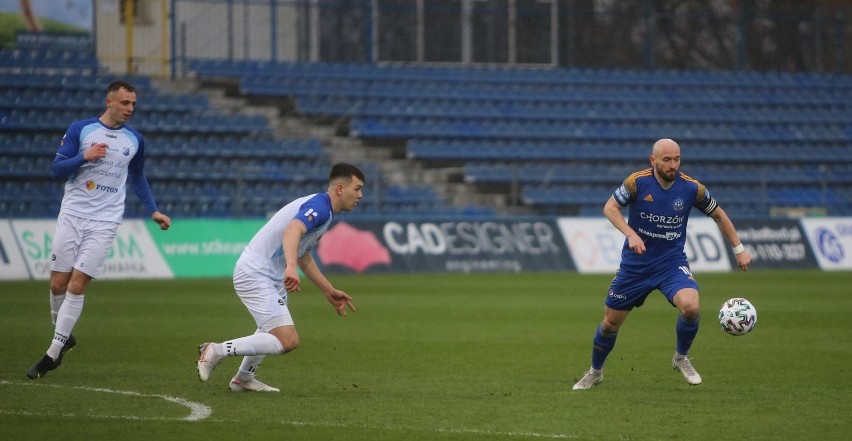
738, 226, 802, 242
159, 240, 248, 256
748, 243, 806, 261
445, 259, 523, 273
382, 221, 560, 256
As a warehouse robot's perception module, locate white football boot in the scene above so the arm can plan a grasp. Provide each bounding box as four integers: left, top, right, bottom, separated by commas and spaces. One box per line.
229, 377, 280, 392
672, 353, 702, 385
572, 368, 603, 390
197, 343, 222, 382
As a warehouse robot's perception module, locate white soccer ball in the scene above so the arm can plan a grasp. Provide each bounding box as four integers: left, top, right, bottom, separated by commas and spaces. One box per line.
718, 298, 757, 336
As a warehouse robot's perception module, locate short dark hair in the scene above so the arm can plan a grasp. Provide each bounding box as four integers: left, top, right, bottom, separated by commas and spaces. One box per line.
329, 163, 365, 185
107, 80, 135, 94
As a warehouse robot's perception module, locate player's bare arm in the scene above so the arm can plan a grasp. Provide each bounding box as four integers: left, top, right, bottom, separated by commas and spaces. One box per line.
604, 197, 645, 255
298, 252, 356, 316
709, 206, 752, 271
282, 220, 307, 292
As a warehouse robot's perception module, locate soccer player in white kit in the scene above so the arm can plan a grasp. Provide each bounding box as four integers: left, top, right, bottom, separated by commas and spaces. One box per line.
196, 163, 364, 392
27, 80, 171, 379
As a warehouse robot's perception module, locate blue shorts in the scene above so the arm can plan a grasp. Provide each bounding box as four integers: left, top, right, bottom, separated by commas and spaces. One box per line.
605, 263, 699, 311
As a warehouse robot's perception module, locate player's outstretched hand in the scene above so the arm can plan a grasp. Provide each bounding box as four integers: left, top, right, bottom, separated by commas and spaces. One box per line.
326, 289, 355, 317
152, 211, 171, 230
284, 266, 301, 293
736, 250, 752, 272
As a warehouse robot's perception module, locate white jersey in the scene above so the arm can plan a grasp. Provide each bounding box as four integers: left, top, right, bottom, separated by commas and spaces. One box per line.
237, 192, 334, 282
55, 117, 145, 223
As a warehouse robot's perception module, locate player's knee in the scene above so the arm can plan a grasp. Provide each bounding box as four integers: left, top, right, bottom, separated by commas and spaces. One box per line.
282, 335, 299, 352
50, 281, 67, 295
680, 304, 700, 321
600, 318, 621, 333
276, 332, 299, 353
267, 324, 299, 353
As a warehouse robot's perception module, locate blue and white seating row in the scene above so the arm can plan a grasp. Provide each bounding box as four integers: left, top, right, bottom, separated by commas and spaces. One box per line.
408, 139, 852, 163
241, 75, 852, 107
240, 77, 852, 106
0, 154, 53, 177
464, 162, 852, 189
0, 108, 271, 134
381, 185, 441, 204
520, 184, 851, 217
0, 181, 62, 202
0, 199, 59, 218
350, 117, 852, 142
189, 59, 852, 91
146, 157, 329, 182
0, 134, 325, 161
0, 73, 152, 92
0, 47, 99, 71
293, 95, 852, 125
465, 163, 845, 186
0, 88, 210, 113
145, 136, 326, 159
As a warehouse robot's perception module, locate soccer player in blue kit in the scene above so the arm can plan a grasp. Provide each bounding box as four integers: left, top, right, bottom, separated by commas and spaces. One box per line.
196, 163, 364, 392
572, 138, 752, 390
28, 80, 171, 379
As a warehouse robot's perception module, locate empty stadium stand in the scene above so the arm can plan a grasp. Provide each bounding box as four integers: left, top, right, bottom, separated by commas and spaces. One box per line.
186, 58, 852, 218
3, 39, 851, 219
2, 36, 495, 218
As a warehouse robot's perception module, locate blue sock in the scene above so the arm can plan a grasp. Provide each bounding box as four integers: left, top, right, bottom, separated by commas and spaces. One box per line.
675, 314, 700, 356
591, 324, 618, 370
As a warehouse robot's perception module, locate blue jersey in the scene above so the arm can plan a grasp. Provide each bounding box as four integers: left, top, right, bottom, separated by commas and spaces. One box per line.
612, 168, 717, 272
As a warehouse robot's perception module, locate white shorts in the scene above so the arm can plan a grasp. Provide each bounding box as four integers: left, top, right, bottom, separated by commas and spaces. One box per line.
51, 212, 118, 279
233, 262, 294, 329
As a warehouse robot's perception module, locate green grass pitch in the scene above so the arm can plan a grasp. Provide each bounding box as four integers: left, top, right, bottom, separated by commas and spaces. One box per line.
1, 270, 850, 440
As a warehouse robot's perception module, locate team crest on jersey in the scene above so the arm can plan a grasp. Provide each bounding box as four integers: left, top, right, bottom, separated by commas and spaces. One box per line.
672, 197, 685, 211
123, 146, 131, 156
303, 208, 316, 222
643, 194, 654, 202
85, 180, 96, 191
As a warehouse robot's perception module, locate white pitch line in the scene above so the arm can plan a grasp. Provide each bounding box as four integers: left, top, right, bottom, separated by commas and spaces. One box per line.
280, 419, 576, 439
3, 381, 573, 438
0, 380, 211, 422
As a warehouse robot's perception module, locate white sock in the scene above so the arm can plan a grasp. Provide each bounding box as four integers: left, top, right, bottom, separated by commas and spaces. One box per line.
235, 355, 266, 381
233, 329, 285, 380
47, 293, 84, 360
50, 291, 66, 325
221, 333, 284, 357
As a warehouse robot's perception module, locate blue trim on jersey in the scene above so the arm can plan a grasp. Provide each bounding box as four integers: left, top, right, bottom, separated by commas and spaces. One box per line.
52, 117, 159, 215
294, 193, 333, 233
51, 118, 96, 180
125, 127, 158, 214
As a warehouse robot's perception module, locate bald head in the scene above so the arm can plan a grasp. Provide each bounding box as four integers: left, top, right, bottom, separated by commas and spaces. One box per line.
650, 138, 681, 185
652, 138, 680, 158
